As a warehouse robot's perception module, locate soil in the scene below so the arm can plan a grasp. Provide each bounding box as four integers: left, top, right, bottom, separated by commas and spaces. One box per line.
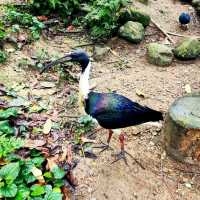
1, 0, 200, 200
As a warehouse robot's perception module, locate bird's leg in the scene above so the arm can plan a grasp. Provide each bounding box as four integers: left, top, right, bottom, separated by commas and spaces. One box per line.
93, 129, 113, 153
111, 132, 134, 165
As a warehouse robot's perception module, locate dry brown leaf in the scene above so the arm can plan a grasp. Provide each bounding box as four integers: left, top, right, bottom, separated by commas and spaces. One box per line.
31, 166, 45, 183
24, 139, 46, 149
46, 157, 58, 171
59, 147, 68, 162
43, 119, 52, 134
62, 186, 72, 200
81, 136, 97, 144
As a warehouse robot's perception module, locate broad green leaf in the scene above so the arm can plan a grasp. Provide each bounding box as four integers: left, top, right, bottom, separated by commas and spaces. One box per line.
0, 183, 17, 197
44, 192, 62, 200
15, 185, 30, 200
0, 120, 15, 135
51, 166, 65, 179
0, 162, 20, 182
43, 172, 53, 179
30, 185, 45, 196
0, 108, 18, 120
53, 179, 64, 187
31, 156, 45, 167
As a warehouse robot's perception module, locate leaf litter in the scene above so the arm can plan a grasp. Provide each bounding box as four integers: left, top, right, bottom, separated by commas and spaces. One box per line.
0, 76, 96, 199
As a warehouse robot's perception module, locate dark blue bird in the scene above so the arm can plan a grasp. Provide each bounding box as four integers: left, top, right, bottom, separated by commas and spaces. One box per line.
180, 0, 192, 4
41, 49, 163, 164
179, 12, 191, 25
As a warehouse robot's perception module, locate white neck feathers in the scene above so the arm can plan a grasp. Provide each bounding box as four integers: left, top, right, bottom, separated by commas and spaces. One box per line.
79, 62, 91, 99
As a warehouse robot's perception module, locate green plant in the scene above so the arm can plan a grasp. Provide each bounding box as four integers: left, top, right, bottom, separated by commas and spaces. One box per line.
74, 115, 95, 144
29, 0, 88, 17
6, 10, 44, 40
0, 152, 64, 199
0, 135, 24, 158
0, 51, 7, 63
85, 0, 128, 39
0, 162, 20, 198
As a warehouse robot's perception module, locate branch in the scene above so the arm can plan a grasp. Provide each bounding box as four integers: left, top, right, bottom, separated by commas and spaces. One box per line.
151, 19, 175, 44
167, 32, 200, 39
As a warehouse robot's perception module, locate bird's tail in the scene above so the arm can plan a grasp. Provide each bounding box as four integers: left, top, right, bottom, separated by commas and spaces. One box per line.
143, 107, 163, 122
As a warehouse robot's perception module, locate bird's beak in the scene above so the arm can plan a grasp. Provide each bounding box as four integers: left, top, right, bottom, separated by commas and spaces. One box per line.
40, 52, 72, 74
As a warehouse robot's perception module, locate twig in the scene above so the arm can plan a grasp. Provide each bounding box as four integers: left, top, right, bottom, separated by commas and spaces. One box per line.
151, 19, 175, 44
61, 115, 79, 118
72, 43, 95, 48
167, 32, 200, 39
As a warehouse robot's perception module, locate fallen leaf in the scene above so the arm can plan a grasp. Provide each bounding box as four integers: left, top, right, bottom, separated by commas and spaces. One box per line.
46, 157, 58, 171
62, 186, 73, 200
136, 89, 145, 98
81, 136, 97, 144
59, 147, 68, 162
37, 16, 48, 21
43, 119, 52, 134
184, 84, 192, 93
31, 166, 45, 184
24, 139, 46, 149
39, 81, 56, 89
67, 25, 74, 31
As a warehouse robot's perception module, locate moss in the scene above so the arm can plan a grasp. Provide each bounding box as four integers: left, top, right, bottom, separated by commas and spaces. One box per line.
147, 43, 173, 66
119, 7, 151, 27
173, 37, 200, 60
118, 21, 144, 43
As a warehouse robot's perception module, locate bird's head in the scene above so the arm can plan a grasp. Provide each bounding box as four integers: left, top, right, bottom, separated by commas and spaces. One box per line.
40, 49, 90, 74
179, 12, 191, 25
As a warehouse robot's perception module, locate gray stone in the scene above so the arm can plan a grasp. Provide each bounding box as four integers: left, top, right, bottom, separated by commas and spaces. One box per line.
173, 37, 200, 60
119, 21, 144, 43
93, 46, 110, 61
119, 7, 150, 27
147, 43, 173, 66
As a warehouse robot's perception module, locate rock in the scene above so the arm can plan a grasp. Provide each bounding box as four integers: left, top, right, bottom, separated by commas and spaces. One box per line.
119, 21, 144, 43
93, 46, 110, 61
119, 7, 151, 27
173, 37, 200, 60
146, 43, 173, 66
162, 94, 200, 165
192, 0, 200, 15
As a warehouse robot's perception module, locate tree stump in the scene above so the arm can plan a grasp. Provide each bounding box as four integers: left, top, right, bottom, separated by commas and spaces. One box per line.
163, 94, 200, 165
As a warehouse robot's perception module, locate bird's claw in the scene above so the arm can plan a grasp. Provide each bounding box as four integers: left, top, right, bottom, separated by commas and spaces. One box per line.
111, 150, 134, 165
93, 140, 113, 154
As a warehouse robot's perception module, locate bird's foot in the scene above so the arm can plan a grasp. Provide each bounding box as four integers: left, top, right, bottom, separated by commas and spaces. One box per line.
93, 140, 113, 154
111, 150, 134, 165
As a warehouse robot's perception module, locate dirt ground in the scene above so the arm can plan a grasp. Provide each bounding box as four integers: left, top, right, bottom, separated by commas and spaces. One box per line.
1, 0, 200, 200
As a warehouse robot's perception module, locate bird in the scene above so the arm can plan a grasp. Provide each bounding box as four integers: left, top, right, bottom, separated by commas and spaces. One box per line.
180, 0, 192, 4
179, 12, 191, 30
41, 49, 163, 164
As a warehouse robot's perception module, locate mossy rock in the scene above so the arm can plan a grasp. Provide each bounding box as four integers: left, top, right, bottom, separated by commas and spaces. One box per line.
173, 37, 200, 60
119, 7, 151, 27
119, 21, 144, 43
192, 0, 200, 15
147, 43, 173, 66
163, 94, 200, 165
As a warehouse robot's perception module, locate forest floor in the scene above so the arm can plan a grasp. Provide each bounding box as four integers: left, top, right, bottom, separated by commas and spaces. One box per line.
1, 0, 200, 199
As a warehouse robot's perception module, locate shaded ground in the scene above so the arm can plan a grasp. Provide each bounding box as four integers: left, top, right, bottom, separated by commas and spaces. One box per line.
1, 0, 200, 200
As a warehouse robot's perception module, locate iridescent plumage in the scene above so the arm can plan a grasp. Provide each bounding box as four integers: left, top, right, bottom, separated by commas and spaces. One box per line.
85, 91, 163, 129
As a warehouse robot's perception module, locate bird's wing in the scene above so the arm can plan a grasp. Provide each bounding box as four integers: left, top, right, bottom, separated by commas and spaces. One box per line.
85, 92, 162, 129
86, 92, 148, 115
